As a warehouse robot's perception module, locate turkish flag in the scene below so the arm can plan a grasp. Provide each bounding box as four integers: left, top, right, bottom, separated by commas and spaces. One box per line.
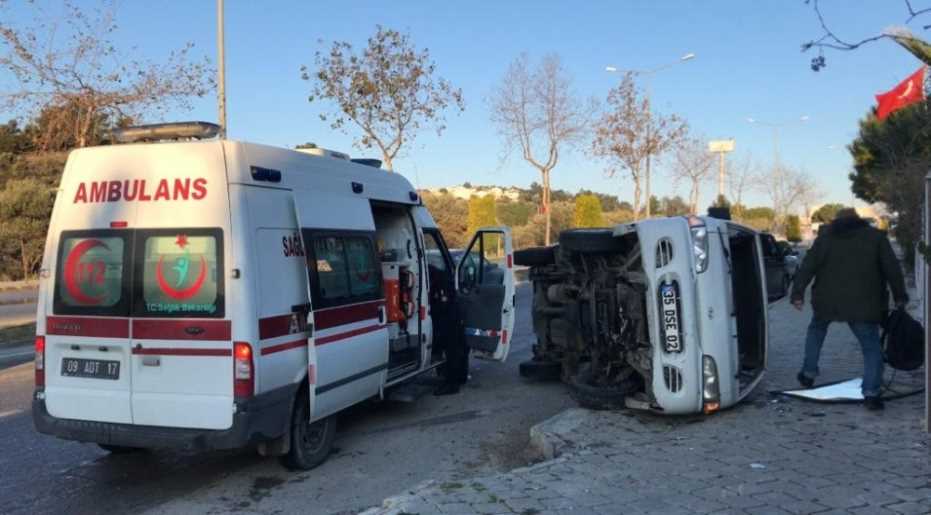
875, 67, 926, 120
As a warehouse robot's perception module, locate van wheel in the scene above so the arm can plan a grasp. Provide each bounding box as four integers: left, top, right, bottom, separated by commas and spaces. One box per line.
519, 358, 561, 381
514, 246, 556, 267
281, 390, 336, 471
568, 366, 638, 410
559, 229, 626, 254
98, 444, 143, 454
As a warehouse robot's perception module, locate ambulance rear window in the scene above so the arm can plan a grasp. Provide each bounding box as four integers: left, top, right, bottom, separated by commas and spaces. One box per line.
133, 229, 224, 317
54, 231, 130, 316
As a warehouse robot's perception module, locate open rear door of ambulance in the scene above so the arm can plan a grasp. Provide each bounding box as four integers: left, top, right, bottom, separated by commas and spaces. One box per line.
281, 193, 340, 472
455, 227, 515, 361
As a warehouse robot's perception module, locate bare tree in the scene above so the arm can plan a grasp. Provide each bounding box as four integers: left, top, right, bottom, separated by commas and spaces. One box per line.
670, 136, 716, 214
591, 73, 687, 220
802, 0, 931, 70
489, 53, 594, 245
727, 154, 761, 211
760, 163, 819, 233
0, 1, 214, 150
303, 26, 464, 172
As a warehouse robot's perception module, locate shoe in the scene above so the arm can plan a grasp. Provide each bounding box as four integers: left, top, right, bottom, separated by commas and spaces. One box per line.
433, 383, 461, 396
864, 396, 885, 411
797, 372, 814, 389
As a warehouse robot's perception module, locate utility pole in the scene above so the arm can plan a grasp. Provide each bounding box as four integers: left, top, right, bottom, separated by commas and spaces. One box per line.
708, 139, 735, 200
217, 0, 227, 139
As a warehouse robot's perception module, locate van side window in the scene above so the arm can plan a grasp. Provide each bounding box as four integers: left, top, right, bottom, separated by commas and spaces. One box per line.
345, 237, 379, 297
133, 229, 224, 317
304, 231, 382, 309
54, 231, 130, 316
313, 237, 350, 300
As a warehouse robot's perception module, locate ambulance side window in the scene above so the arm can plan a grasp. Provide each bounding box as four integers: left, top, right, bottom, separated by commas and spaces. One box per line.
312, 237, 350, 301
304, 231, 382, 309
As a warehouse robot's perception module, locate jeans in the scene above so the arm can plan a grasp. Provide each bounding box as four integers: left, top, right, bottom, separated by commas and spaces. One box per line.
800, 317, 884, 397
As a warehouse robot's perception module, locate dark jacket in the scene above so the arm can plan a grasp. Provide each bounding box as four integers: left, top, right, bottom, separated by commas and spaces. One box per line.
790, 217, 907, 323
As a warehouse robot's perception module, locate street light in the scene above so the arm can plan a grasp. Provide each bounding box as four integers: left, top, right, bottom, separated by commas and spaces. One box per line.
746, 115, 809, 164
606, 52, 696, 218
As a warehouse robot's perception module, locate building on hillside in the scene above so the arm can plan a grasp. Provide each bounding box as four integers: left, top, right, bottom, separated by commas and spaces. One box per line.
420, 184, 522, 201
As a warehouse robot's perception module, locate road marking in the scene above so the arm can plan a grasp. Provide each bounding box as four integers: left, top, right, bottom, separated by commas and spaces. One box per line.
0, 409, 23, 419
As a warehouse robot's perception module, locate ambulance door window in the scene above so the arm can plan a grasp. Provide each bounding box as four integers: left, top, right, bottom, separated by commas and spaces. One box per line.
53, 230, 131, 316
345, 237, 380, 298
311, 236, 350, 304
132, 229, 224, 318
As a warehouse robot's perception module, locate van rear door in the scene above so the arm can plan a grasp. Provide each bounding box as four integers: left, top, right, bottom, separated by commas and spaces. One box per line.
455, 227, 515, 361
46, 230, 133, 424
129, 229, 232, 429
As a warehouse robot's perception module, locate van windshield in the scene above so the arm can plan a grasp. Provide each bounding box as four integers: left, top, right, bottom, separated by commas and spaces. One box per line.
53, 228, 224, 318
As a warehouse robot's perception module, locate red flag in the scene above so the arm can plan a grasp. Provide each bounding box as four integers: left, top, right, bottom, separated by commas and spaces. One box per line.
875, 67, 926, 120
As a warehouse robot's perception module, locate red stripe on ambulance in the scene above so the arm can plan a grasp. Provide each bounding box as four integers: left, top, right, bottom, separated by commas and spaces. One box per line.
132, 319, 232, 341
260, 339, 306, 356
313, 300, 383, 330
132, 347, 231, 357
316, 324, 384, 346
46, 316, 129, 338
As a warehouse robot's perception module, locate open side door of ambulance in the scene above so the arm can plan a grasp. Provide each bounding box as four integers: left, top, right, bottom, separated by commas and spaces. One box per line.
290, 197, 318, 423
455, 227, 515, 361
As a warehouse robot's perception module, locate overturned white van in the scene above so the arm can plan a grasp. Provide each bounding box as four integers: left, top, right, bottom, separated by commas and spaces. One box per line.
32, 122, 515, 470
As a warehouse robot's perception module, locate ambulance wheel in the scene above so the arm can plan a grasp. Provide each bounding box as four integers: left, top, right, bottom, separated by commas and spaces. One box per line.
519, 358, 561, 381
98, 444, 144, 454
281, 390, 336, 471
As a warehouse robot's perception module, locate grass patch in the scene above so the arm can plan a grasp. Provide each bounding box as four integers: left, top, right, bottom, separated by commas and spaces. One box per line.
0, 323, 35, 346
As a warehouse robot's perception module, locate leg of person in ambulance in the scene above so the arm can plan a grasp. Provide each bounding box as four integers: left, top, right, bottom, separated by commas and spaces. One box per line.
435, 332, 469, 396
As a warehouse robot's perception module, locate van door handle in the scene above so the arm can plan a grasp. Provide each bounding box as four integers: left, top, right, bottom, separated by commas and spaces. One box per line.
377, 305, 386, 325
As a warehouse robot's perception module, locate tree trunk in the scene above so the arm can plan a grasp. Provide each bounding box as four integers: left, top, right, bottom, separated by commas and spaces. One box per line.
20, 239, 29, 280
382, 154, 393, 172
632, 172, 642, 221
690, 181, 700, 215
542, 169, 551, 246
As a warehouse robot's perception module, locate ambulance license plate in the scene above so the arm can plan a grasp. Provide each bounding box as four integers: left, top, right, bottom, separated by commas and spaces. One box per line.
61, 358, 120, 380
659, 282, 682, 353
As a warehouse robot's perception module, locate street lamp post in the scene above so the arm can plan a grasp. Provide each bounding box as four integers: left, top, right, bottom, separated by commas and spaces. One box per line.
606, 53, 695, 219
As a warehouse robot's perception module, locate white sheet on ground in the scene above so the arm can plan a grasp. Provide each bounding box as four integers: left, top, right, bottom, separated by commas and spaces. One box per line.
781, 378, 864, 401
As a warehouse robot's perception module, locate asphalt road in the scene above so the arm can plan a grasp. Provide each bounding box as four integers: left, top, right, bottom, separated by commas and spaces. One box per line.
0, 283, 576, 515
0, 302, 37, 330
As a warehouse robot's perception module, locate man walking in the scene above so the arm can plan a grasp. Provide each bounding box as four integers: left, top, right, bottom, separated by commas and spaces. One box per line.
791, 208, 908, 410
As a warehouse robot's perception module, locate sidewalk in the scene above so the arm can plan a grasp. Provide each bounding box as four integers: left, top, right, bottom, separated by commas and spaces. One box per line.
364, 297, 931, 515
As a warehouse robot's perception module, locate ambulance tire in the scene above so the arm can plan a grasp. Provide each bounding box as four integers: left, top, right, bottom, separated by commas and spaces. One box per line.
513, 246, 556, 267
98, 444, 144, 454
518, 358, 561, 381
559, 229, 625, 254
567, 365, 638, 411
282, 389, 337, 471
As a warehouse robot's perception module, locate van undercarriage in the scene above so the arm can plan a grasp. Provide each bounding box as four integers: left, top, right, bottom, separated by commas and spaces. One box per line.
521, 229, 654, 408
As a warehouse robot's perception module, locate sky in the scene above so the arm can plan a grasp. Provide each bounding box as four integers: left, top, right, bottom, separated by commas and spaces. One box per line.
2, 1, 927, 211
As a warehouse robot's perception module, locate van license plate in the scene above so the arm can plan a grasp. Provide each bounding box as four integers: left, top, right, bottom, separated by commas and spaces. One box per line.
659, 282, 682, 353
61, 358, 120, 380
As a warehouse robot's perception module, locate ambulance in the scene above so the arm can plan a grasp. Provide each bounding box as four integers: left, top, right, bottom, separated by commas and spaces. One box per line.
32, 122, 516, 470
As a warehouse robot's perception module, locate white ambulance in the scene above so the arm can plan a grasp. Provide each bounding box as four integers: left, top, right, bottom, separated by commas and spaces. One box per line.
32, 122, 515, 470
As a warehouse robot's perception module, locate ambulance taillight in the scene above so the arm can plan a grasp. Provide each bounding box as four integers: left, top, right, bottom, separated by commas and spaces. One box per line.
35, 336, 45, 388
233, 342, 254, 399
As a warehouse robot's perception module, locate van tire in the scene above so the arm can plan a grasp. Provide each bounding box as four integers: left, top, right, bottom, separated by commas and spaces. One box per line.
98, 444, 144, 454
281, 389, 336, 471
519, 359, 561, 381
559, 229, 625, 254
514, 246, 556, 267
567, 366, 638, 411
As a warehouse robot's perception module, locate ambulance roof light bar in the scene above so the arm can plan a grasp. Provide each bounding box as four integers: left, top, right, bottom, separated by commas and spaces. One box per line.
112, 122, 221, 144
